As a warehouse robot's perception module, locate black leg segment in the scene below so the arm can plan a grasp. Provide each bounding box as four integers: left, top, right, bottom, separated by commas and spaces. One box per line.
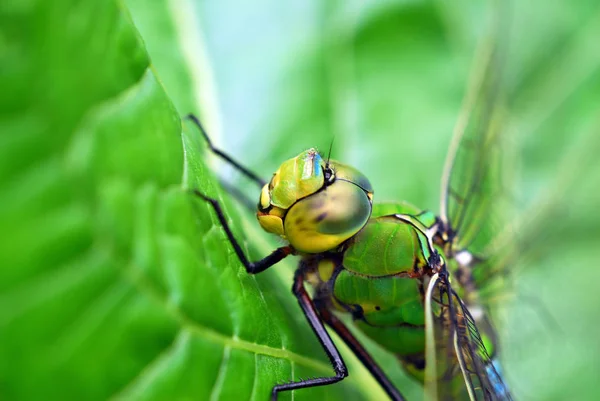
317, 305, 406, 401
193, 190, 291, 274
186, 114, 267, 187
271, 272, 348, 400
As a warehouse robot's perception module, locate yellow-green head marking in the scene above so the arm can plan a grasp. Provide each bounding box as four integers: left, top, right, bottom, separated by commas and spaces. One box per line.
257, 148, 373, 253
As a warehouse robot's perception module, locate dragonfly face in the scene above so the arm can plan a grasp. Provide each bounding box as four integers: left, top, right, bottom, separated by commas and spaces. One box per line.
256, 148, 374, 253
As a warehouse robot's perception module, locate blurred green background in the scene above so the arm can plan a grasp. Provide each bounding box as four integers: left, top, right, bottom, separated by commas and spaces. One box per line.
1, 0, 600, 400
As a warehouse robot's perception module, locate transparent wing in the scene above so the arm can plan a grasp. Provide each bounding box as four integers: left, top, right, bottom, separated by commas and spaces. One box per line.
449, 285, 512, 401
439, 1, 513, 257
425, 273, 513, 401
471, 125, 599, 299
440, 0, 600, 305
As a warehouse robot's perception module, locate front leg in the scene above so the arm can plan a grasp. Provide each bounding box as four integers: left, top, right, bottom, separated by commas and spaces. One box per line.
193, 190, 292, 274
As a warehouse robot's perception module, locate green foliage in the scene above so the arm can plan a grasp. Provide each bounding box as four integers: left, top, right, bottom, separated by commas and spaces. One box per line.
2, 1, 600, 401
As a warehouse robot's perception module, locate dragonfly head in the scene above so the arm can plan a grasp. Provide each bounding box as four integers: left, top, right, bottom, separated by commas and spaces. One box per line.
257, 148, 373, 253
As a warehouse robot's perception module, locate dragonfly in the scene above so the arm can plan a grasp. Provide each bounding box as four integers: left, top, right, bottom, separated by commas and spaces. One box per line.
189, 3, 513, 401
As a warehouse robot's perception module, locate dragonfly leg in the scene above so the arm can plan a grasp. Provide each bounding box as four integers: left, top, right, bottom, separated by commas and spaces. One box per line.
271, 271, 348, 400
316, 303, 406, 401
193, 190, 292, 274
185, 113, 267, 187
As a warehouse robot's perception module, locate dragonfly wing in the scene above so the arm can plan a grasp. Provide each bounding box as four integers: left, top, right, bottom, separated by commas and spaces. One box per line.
424, 273, 443, 401
449, 283, 513, 401
439, 1, 514, 258
424, 273, 513, 401
437, 1, 519, 308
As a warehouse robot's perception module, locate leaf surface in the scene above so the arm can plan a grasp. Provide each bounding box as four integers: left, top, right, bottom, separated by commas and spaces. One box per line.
2, 1, 600, 401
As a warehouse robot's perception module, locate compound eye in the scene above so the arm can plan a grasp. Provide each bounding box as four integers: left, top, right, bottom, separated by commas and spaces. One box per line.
284, 179, 371, 253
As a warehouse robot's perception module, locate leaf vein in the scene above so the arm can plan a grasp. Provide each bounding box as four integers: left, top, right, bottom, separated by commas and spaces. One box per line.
122, 261, 332, 375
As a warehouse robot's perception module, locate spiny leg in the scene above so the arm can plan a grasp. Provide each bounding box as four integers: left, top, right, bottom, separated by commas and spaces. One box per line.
316, 303, 406, 401
193, 190, 291, 273
185, 113, 266, 187
271, 271, 348, 400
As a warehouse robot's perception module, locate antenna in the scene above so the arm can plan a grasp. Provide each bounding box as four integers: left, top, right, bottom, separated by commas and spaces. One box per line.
326, 137, 335, 168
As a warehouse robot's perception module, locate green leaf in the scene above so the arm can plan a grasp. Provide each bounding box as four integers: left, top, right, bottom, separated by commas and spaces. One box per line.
2, 1, 600, 401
